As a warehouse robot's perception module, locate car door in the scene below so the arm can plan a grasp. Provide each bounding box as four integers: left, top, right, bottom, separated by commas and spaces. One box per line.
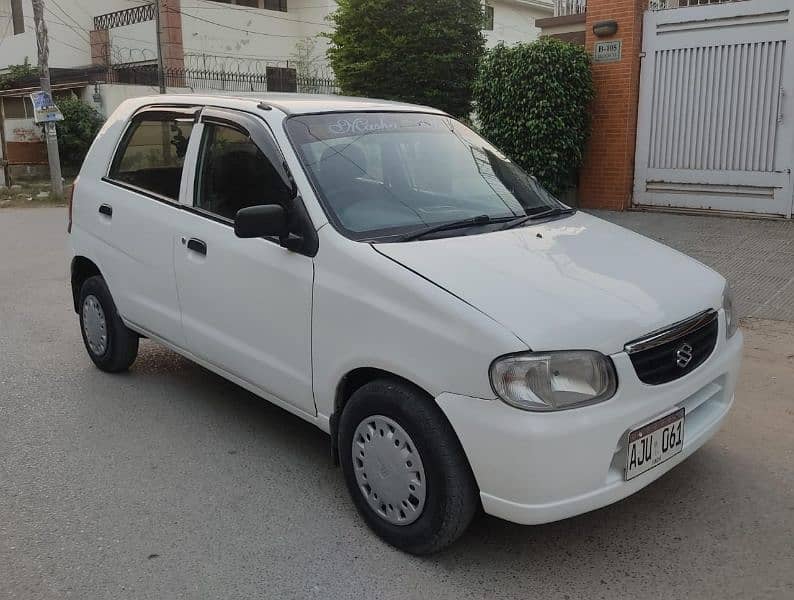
173, 108, 316, 417
99, 106, 198, 347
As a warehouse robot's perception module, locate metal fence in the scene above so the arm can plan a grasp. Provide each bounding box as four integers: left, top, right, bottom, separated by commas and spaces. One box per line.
555, 0, 746, 13
101, 64, 340, 95
554, 0, 586, 17
650, 0, 749, 9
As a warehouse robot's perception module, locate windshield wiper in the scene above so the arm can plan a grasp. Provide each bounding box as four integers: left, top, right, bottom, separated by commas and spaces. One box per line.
398, 214, 502, 242
500, 206, 575, 230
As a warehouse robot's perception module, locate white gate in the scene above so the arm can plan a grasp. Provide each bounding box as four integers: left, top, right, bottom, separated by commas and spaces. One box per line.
634, 0, 794, 217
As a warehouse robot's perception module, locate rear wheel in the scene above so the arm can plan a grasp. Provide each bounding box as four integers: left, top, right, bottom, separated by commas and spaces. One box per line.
79, 275, 138, 372
338, 379, 479, 554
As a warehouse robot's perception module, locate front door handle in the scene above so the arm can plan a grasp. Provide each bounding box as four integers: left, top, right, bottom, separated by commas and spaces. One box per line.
186, 238, 207, 256
98, 204, 112, 217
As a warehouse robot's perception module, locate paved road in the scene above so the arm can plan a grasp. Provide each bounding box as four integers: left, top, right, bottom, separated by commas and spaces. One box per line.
594, 210, 794, 321
1, 207, 793, 600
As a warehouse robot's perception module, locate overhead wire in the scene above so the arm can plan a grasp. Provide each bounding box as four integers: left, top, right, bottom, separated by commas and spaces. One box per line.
175, 10, 330, 38
178, 4, 330, 25
48, 0, 92, 44
15, 14, 89, 52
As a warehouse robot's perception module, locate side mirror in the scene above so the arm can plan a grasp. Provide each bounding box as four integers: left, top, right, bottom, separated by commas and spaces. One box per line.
234, 205, 287, 239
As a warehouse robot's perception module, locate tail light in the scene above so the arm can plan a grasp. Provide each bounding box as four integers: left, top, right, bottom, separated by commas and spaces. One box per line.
67, 176, 77, 233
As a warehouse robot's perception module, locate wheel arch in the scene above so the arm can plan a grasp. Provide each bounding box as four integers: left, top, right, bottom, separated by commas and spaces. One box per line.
329, 367, 447, 465
70, 256, 103, 312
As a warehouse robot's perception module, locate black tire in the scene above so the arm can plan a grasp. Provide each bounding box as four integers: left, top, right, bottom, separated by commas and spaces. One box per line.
78, 275, 138, 372
338, 378, 479, 555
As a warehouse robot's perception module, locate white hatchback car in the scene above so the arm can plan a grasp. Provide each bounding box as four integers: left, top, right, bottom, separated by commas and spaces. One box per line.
69, 94, 743, 554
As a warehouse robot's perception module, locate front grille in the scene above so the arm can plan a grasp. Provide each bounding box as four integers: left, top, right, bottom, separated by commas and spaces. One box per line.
627, 311, 719, 385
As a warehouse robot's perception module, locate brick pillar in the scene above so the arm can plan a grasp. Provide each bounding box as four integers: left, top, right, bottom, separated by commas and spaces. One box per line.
578, 0, 645, 211
160, 0, 184, 72
90, 29, 110, 67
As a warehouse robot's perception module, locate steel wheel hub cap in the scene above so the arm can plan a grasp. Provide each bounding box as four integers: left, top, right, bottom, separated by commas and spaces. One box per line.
352, 415, 426, 526
82, 295, 107, 356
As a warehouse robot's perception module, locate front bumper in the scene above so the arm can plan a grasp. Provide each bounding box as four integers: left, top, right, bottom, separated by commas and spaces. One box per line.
437, 312, 743, 526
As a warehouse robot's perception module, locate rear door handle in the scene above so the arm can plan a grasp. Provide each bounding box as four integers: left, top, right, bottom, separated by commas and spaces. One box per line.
186, 238, 207, 256
98, 204, 112, 217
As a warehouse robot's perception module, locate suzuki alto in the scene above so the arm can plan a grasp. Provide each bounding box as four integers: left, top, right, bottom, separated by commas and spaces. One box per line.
68, 95, 743, 554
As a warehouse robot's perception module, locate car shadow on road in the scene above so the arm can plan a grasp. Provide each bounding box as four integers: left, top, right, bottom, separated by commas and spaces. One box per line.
121, 341, 757, 579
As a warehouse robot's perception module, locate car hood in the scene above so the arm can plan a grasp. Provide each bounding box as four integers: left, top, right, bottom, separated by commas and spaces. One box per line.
373, 212, 725, 355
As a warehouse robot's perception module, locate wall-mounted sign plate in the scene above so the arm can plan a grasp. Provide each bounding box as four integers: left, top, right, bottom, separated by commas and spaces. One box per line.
594, 40, 622, 63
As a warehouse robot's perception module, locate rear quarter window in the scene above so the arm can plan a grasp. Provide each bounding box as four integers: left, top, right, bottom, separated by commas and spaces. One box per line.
108, 115, 194, 201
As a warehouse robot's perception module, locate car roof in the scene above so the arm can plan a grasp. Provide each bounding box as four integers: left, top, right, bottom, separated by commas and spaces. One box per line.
126, 93, 447, 117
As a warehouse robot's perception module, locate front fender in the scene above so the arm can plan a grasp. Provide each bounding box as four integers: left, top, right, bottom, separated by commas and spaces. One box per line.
311, 228, 527, 420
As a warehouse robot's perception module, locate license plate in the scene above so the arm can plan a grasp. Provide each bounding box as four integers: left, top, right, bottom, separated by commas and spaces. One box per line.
625, 408, 685, 480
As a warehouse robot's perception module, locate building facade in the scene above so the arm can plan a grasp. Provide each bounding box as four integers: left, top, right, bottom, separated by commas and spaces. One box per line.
0, 0, 552, 184
1, 0, 552, 80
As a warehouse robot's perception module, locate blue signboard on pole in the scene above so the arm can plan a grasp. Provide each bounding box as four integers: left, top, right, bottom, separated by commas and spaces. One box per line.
29, 91, 64, 123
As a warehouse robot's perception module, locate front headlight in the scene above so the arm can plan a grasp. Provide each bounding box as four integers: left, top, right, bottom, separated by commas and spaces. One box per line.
723, 283, 739, 339
489, 350, 617, 412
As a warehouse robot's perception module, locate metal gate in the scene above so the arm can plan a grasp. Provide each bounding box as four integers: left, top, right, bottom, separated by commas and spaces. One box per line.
634, 0, 794, 217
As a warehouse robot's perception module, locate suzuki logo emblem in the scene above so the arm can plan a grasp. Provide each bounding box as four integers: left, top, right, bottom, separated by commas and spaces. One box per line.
675, 343, 694, 368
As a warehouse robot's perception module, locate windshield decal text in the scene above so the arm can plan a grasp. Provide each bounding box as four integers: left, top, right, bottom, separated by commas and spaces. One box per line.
328, 117, 400, 135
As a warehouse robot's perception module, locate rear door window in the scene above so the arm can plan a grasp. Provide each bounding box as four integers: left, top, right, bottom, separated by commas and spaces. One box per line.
109, 113, 194, 200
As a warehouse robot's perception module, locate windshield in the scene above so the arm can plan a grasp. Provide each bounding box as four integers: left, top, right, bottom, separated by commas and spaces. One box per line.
285, 112, 569, 241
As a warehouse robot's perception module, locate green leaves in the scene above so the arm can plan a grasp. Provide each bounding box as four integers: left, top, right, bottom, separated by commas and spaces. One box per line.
55, 95, 104, 171
473, 38, 595, 196
0, 58, 37, 90
326, 0, 485, 117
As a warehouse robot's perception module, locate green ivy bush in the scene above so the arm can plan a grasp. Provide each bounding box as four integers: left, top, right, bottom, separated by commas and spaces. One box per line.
473, 38, 595, 196
55, 95, 104, 172
326, 0, 486, 117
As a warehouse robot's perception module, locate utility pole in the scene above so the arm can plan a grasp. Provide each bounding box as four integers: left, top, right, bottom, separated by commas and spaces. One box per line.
31, 0, 63, 199
154, 0, 166, 93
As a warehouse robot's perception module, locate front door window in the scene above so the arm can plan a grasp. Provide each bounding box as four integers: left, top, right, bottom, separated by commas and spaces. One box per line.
194, 123, 291, 221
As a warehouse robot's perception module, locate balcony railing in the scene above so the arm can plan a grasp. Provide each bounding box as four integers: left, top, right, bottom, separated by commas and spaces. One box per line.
554, 0, 745, 15
650, 0, 747, 9
554, 0, 586, 17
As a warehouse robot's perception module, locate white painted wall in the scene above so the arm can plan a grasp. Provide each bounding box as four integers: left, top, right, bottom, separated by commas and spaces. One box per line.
109, 21, 157, 65
0, 0, 138, 69
179, 0, 334, 71
486, 0, 553, 48
0, 0, 552, 75
77, 83, 193, 117
3, 114, 44, 144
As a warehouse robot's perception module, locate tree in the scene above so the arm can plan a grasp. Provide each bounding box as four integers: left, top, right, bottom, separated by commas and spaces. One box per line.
0, 58, 37, 90
473, 38, 595, 196
326, 0, 485, 117
55, 95, 104, 172
291, 37, 325, 79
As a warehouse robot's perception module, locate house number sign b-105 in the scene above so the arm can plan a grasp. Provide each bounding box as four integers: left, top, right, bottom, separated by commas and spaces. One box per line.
594, 40, 622, 63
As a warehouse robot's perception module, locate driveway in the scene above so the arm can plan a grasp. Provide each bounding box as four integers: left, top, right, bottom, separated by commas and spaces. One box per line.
593, 210, 794, 321
1, 207, 792, 599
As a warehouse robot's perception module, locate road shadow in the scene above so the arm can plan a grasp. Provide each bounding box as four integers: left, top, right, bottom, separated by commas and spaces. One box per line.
109, 341, 770, 587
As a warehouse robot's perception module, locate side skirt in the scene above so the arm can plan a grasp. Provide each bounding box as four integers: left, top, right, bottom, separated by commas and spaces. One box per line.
122, 318, 329, 433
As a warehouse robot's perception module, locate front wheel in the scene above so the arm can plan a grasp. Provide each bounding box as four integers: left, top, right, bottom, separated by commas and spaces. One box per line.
78, 275, 138, 372
338, 379, 479, 554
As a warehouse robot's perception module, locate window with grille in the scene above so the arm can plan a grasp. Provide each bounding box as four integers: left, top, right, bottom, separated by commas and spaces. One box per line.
206, 0, 287, 11
3, 97, 34, 119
